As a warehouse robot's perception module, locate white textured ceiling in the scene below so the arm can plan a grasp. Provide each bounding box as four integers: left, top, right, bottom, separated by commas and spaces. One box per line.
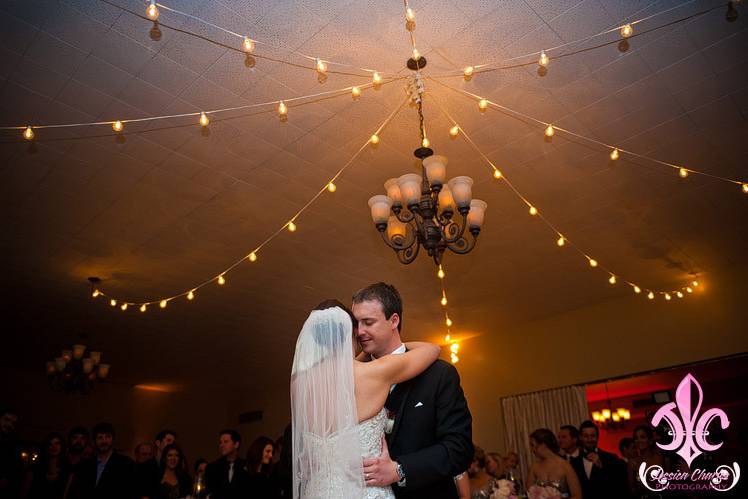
1, 0, 747, 392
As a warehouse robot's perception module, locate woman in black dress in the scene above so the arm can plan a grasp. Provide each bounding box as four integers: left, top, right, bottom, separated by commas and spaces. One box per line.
155, 443, 192, 499
20, 432, 69, 499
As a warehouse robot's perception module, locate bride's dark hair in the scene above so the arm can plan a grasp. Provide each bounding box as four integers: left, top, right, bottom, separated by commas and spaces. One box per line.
313, 299, 356, 328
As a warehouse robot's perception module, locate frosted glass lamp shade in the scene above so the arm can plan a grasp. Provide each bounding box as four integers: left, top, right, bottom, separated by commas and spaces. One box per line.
447, 176, 473, 210
466, 199, 487, 229
422, 155, 448, 186
384, 178, 403, 206
368, 195, 393, 225
397, 174, 422, 206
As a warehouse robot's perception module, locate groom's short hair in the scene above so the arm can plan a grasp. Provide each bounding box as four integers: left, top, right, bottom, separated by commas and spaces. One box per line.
352, 282, 402, 332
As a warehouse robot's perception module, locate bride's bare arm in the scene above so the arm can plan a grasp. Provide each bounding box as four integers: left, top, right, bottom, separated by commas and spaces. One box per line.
365, 341, 440, 385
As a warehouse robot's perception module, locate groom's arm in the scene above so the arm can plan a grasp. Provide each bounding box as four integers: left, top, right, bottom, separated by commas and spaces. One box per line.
396, 362, 473, 490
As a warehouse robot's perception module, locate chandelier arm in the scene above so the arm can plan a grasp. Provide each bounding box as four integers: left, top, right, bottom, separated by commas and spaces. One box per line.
446, 233, 477, 255
395, 209, 415, 224
440, 213, 469, 244
396, 240, 420, 264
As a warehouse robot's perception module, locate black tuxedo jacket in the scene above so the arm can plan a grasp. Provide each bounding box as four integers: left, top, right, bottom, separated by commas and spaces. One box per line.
385, 359, 473, 499
204, 456, 250, 499
68, 452, 136, 499
570, 448, 627, 499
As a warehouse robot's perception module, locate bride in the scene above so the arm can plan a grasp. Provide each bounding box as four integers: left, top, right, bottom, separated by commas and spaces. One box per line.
290, 301, 440, 498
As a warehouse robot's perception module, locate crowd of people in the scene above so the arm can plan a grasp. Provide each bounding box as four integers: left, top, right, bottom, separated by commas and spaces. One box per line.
0, 407, 292, 499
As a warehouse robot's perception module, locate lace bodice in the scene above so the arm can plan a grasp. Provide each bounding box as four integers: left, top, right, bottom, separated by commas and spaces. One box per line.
300, 408, 394, 498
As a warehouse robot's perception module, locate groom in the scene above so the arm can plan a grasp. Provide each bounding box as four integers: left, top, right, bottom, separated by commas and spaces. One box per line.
352, 282, 473, 499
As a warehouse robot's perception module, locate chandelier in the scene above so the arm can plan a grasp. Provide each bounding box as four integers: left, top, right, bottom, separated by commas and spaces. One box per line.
367, 58, 487, 265
591, 382, 631, 429
46, 343, 110, 394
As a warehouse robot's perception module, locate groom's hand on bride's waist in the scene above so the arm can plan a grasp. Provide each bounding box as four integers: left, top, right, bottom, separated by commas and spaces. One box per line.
363, 438, 400, 487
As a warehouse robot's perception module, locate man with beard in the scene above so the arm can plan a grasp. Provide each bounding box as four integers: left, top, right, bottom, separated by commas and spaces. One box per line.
68, 422, 136, 499
66, 427, 90, 470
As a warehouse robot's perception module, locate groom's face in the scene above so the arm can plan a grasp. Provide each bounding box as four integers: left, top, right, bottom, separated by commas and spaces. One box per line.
352, 299, 400, 357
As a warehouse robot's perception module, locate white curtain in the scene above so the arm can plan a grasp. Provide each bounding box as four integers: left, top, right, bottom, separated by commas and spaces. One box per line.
501, 385, 588, 482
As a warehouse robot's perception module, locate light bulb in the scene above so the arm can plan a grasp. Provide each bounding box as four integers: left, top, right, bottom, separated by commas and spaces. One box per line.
493, 169, 502, 179
146, 0, 159, 21
544, 124, 554, 137
647, 291, 655, 300
218, 274, 226, 285
412, 48, 421, 60
450, 343, 459, 353
23, 126, 34, 140
327, 182, 336, 192
692, 280, 699, 287
634, 285, 641, 294
445, 334, 451, 342
620, 24, 633, 38
556, 236, 565, 247
243, 36, 254, 53
451, 353, 459, 364
187, 290, 195, 300
112, 120, 123, 132
405, 7, 415, 21
478, 99, 488, 111
160, 299, 167, 308
437, 266, 445, 279
676, 291, 683, 298
610, 148, 619, 160
120, 303, 128, 311
445, 317, 453, 327
422, 137, 430, 148
248, 252, 257, 262
315, 58, 327, 73
463, 66, 474, 77
351, 86, 361, 98
529, 206, 538, 216
370, 134, 380, 145
278, 101, 287, 117
110, 299, 116, 307
679, 167, 689, 178
539, 50, 549, 67
609, 275, 617, 284
140, 304, 147, 312
441, 296, 448, 306
288, 221, 297, 232
92, 289, 100, 298
589, 258, 598, 267
449, 125, 459, 137
199, 112, 209, 127
665, 293, 672, 300
742, 183, 748, 193
372, 72, 382, 85
686, 287, 693, 293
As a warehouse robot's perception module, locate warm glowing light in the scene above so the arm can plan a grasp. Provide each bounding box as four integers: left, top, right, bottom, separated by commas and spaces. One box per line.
445, 317, 453, 327
620, 24, 633, 38
589, 258, 598, 267
478, 99, 488, 111
676, 291, 683, 298
665, 293, 672, 300
120, 303, 128, 311
647, 291, 655, 300
634, 285, 641, 294
463, 66, 474, 77
445, 334, 451, 342
23, 126, 34, 140
412, 48, 421, 60
592, 412, 602, 422
601, 408, 611, 419
140, 304, 147, 312
112, 120, 123, 132
679, 167, 689, 178
686, 287, 693, 293
288, 221, 297, 232
110, 299, 116, 307
450, 353, 459, 364
450, 343, 459, 353
370, 134, 380, 145
405, 7, 415, 21
529, 206, 538, 216
351, 86, 361, 98
493, 169, 502, 179
278, 101, 288, 117
243, 36, 254, 53
187, 290, 195, 300
612, 413, 621, 422
92, 289, 100, 298
544, 124, 554, 137
199, 112, 209, 127
692, 280, 699, 287
160, 299, 167, 308
327, 182, 336, 192
437, 265, 445, 279
218, 274, 226, 285
441, 296, 448, 306
315, 58, 327, 73
372, 72, 382, 85
609, 275, 617, 284
743, 183, 748, 193
421, 137, 430, 148
248, 252, 257, 262
557, 236, 565, 247
539, 50, 549, 67
449, 125, 459, 137
610, 148, 619, 160
146, 0, 159, 21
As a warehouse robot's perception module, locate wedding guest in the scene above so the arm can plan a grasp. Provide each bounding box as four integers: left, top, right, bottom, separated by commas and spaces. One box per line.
618, 437, 635, 463
246, 436, 274, 496
0, 407, 21, 498
193, 458, 207, 478
558, 425, 581, 460
204, 430, 248, 499
269, 423, 291, 499
154, 444, 191, 499
134, 441, 158, 499
526, 428, 581, 499
153, 431, 177, 464
67, 422, 136, 499
627, 425, 676, 495
485, 452, 502, 478
503, 451, 519, 473
453, 471, 470, 499
134, 442, 154, 465
570, 420, 627, 499
468, 446, 491, 497
66, 427, 89, 470
20, 432, 69, 499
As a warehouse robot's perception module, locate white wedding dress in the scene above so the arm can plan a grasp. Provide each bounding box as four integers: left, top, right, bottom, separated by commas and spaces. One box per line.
291, 307, 396, 499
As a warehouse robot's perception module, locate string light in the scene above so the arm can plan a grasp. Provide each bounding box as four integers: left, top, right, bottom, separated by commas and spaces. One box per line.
412, 48, 421, 60
370, 133, 380, 145
327, 182, 336, 192
665, 293, 672, 300
351, 86, 361, 98
441, 292, 448, 306
589, 258, 598, 267
405, 7, 415, 21
120, 303, 128, 311
278, 101, 288, 118
187, 290, 195, 300
493, 169, 502, 179
110, 299, 116, 307
610, 148, 619, 161
445, 316, 453, 327
243, 36, 255, 53
557, 236, 565, 247
686, 287, 693, 293
609, 275, 617, 284
422, 137, 430, 148
478, 99, 488, 111
449, 125, 460, 137
529, 206, 538, 216
146, 0, 159, 21
648, 291, 655, 300
445, 334, 451, 342
539, 50, 549, 67
315, 58, 328, 73
23, 126, 34, 140
437, 265, 445, 279
140, 304, 147, 312
743, 183, 748, 193
634, 285, 641, 294
692, 280, 699, 287
160, 299, 167, 308
92, 289, 100, 298
463, 66, 474, 77
288, 221, 297, 232
248, 252, 257, 262
676, 291, 684, 298
679, 167, 689, 178
217, 274, 226, 285
544, 124, 554, 137
620, 24, 633, 38
199, 112, 209, 127
373, 72, 382, 85
112, 120, 123, 132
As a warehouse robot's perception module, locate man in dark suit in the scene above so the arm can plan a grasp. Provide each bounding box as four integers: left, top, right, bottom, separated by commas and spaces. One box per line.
68, 422, 136, 499
570, 420, 627, 499
204, 429, 249, 499
353, 282, 474, 499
